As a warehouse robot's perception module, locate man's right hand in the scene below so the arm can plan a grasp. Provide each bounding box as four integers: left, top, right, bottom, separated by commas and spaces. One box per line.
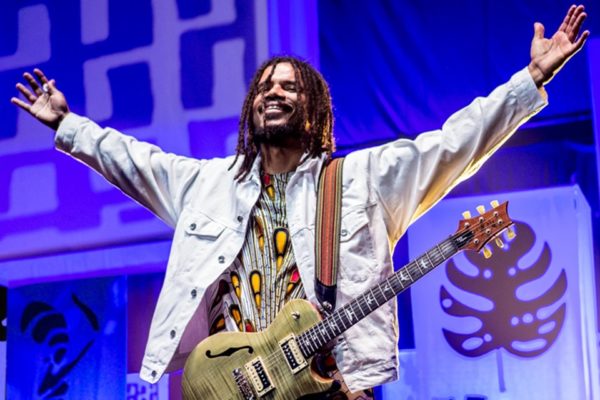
11, 68, 70, 131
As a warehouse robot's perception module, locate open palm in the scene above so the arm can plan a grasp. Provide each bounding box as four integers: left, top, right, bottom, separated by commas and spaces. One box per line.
528, 5, 590, 86
10, 69, 70, 131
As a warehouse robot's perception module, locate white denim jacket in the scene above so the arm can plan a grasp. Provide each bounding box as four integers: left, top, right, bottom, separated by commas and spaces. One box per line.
55, 68, 545, 392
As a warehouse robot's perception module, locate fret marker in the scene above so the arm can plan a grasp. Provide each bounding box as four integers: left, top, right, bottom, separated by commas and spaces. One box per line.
345, 308, 356, 322
400, 270, 409, 281
330, 319, 341, 331
367, 293, 375, 304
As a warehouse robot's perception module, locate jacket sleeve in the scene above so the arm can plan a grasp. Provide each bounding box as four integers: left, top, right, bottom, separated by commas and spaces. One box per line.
55, 113, 203, 227
348, 67, 548, 242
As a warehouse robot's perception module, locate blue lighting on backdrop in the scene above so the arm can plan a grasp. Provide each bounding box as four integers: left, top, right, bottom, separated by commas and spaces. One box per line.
0, 0, 598, 399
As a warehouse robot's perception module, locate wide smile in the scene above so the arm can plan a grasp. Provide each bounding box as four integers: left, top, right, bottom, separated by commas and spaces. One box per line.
259, 101, 295, 120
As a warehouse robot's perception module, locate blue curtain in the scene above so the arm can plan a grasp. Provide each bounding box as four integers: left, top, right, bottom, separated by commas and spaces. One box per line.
318, 0, 598, 149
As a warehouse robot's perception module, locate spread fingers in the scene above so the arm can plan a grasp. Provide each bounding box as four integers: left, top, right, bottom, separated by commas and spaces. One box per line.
16, 82, 37, 103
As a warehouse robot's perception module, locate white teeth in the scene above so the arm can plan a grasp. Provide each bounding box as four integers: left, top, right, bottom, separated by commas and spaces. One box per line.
264, 104, 283, 113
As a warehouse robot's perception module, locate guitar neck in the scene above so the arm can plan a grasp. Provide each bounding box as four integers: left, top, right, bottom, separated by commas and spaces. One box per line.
297, 229, 473, 357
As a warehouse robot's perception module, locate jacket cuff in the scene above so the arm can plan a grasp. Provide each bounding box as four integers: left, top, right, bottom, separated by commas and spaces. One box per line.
54, 112, 88, 153
512, 67, 548, 112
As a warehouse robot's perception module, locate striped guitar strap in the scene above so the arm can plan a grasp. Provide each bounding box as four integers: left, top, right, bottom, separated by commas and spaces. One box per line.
315, 157, 345, 313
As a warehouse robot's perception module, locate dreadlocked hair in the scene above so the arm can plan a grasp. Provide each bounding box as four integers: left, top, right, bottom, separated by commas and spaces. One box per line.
229, 56, 335, 180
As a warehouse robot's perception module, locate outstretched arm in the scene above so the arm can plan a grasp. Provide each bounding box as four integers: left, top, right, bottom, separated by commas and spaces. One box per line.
11, 68, 198, 226
528, 4, 590, 87
10, 68, 70, 130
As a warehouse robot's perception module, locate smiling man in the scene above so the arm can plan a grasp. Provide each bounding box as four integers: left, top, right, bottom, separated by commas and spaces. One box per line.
252, 62, 306, 148
238, 58, 334, 177
11, 5, 589, 399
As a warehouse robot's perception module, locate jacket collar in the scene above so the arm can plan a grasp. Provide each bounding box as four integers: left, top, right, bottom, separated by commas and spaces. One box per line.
244, 151, 327, 183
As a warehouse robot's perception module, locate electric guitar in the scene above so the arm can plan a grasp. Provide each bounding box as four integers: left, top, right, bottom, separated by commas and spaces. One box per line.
182, 201, 514, 399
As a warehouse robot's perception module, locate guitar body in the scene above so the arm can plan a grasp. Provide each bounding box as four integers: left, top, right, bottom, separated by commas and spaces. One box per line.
182, 299, 335, 400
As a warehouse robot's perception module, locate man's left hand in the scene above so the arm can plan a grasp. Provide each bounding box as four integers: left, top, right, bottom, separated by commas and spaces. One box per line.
528, 4, 590, 87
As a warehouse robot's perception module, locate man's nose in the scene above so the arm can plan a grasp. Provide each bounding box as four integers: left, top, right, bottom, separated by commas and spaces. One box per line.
264, 84, 284, 98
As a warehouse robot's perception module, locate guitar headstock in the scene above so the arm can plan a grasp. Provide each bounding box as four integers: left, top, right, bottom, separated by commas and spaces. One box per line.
453, 200, 515, 257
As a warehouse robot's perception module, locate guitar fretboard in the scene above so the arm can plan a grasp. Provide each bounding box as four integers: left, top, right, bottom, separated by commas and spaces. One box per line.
297, 230, 472, 357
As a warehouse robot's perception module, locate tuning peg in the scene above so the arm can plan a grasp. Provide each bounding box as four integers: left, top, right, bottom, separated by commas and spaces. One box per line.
462, 210, 472, 219
495, 237, 504, 248
506, 226, 516, 240
476, 205, 486, 215
490, 200, 499, 208
482, 246, 492, 259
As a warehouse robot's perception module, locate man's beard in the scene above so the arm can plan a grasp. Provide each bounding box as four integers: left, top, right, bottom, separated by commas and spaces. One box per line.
253, 110, 304, 147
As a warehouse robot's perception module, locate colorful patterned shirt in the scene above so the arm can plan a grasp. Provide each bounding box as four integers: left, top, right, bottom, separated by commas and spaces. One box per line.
204, 171, 375, 399
205, 171, 304, 335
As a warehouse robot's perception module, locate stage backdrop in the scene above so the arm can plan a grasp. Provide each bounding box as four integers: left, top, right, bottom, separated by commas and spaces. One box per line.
398, 186, 599, 399
590, 38, 600, 208
319, 0, 599, 148
7, 276, 126, 399
0, 1, 320, 398
0, 0, 270, 260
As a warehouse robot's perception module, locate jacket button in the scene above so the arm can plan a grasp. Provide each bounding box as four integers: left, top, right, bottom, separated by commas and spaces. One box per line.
189, 223, 197, 231
190, 289, 197, 298
170, 329, 176, 339
151, 370, 157, 378
340, 229, 348, 237
237, 215, 243, 222
218, 255, 225, 263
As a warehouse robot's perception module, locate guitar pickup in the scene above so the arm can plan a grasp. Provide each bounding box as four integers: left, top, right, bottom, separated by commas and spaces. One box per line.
244, 357, 274, 397
279, 334, 308, 374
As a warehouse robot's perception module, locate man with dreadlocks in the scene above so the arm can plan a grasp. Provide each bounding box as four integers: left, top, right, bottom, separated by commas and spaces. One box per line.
11, 5, 589, 398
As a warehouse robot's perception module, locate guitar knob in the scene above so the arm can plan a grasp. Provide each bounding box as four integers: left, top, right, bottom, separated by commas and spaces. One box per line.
490, 200, 499, 208
462, 210, 472, 219
476, 205, 486, 215
291, 311, 300, 320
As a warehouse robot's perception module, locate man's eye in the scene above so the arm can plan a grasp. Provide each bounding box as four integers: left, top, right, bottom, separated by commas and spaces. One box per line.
285, 84, 297, 92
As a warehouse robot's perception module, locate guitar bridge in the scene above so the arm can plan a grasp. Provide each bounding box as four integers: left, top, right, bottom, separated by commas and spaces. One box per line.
279, 334, 308, 374
244, 356, 275, 397
232, 368, 257, 400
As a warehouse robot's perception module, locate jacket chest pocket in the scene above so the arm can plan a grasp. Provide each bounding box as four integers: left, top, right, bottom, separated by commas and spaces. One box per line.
338, 207, 377, 282
184, 215, 226, 240
176, 212, 230, 275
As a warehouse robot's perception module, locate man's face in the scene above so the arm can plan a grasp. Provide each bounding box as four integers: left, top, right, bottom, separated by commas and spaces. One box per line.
252, 62, 305, 146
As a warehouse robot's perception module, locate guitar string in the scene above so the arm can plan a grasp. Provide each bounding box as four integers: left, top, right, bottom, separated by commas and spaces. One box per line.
187, 237, 456, 392
298, 238, 455, 354
203, 233, 456, 372
298, 209, 507, 353
189, 210, 507, 389
226, 211, 509, 368
188, 211, 505, 391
